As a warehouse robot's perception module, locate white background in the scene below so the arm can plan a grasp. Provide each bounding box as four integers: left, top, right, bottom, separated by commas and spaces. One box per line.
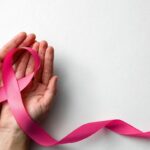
0, 0, 150, 149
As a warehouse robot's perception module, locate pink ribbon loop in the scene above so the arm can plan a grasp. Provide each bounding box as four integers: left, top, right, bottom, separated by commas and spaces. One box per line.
0, 47, 150, 147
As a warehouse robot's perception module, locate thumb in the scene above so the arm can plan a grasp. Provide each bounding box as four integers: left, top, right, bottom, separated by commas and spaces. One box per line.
42, 75, 58, 108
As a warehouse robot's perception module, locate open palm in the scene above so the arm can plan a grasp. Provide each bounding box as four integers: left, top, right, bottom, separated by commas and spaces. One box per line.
0, 32, 58, 130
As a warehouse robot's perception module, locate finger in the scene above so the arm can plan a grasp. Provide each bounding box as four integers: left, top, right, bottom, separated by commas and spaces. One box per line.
19, 33, 36, 47
14, 33, 36, 62
25, 42, 39, 76
42, 75, 58, 109
0, 32, 27, 61
14, 34, 36, 69
15, 51, 30, 80
42, 46, 54, 85
34, 41, 47, 83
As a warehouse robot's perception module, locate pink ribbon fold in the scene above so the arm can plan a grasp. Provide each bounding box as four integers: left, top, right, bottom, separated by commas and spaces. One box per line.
0, 47, 150, 147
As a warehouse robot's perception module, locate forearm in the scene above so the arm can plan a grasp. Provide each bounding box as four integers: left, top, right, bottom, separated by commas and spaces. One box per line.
0, 128, 30, 150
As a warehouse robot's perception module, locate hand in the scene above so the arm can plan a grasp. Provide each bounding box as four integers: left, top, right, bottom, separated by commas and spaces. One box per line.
0, 32, 58, 150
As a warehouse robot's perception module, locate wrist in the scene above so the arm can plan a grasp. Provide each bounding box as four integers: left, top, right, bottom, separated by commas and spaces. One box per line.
0, 127, 30, 150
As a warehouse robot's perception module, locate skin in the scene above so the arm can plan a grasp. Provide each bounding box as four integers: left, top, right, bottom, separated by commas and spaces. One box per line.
0, 32, 58, 150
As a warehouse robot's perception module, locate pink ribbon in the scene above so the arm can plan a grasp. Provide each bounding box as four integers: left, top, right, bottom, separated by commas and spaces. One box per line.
0, 47, 150, 147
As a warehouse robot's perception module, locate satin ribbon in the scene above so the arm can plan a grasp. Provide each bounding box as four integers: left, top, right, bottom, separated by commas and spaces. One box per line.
0, 47, 150, 147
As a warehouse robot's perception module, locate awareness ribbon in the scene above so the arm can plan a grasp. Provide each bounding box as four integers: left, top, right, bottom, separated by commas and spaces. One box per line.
0, 47, 150, 147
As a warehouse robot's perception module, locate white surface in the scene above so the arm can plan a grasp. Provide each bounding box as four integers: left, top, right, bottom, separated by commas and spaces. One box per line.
0, 0, 150, 149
